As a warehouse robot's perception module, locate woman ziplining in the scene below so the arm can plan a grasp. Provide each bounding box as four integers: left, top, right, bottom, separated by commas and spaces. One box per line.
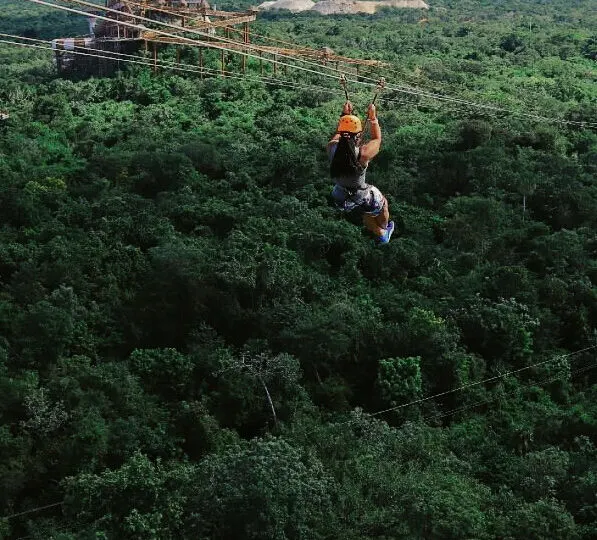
328, 77, 394, 244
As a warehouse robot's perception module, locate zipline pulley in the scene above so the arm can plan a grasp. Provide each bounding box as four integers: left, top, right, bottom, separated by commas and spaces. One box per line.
339, 74, 349, 101
361, 77, 385, 134
371, 76, 386, 105
339, 74, 385, 118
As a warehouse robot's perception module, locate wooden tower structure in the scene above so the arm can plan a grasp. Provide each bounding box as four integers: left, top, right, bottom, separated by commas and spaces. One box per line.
50, 0, 384, 76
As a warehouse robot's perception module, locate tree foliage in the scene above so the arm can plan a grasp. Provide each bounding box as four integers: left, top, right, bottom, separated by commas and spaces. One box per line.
1, 0, 597, 537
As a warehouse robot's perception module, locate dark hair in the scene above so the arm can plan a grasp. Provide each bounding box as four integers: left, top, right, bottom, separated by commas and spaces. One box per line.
330, 133, 362, 179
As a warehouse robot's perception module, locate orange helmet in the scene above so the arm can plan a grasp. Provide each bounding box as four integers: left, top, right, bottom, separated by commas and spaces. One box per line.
337, 114, 362, 134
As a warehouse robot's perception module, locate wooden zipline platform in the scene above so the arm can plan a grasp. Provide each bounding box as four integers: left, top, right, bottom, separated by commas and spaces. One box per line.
48, 0, 384, 76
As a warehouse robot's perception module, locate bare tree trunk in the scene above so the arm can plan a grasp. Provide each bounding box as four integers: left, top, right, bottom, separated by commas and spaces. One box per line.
523, 194, 526, 221
258, 375, 277, 425
314, 365, 324, 388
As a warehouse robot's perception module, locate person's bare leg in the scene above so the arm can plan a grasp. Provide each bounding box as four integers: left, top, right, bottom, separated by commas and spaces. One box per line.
375, 198, 389, 230
363, 213, 385, 237
363, 196, 390, 238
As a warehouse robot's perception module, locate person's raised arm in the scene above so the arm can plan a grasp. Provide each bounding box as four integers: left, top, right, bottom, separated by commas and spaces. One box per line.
360, 103, 381, 163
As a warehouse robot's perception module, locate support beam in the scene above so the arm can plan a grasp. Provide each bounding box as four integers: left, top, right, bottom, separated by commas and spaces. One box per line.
242, 21, 248, 73
144, 37, 385, 69
117, 1, 257, 23
153, 41, 157, 73
182, 13, 257, 31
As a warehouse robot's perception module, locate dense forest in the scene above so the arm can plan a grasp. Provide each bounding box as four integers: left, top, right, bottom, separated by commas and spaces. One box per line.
1, 0, 597, 537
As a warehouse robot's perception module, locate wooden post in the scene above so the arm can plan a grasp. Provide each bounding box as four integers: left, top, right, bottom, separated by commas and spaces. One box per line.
153, 42, 157, 73
223, 27, 229, 75
176, 48, 181, 66
260, 51, 263, 76
94, 46, 100, 77
273, 54, 277, 76
199, 47, 203, 79
242, 22, 249, 74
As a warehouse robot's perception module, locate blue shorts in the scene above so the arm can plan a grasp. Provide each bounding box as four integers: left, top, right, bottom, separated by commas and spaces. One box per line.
331, 184, 385, 216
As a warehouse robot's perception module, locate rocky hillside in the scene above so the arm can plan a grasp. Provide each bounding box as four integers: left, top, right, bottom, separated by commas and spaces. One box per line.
258, 0, 428, 14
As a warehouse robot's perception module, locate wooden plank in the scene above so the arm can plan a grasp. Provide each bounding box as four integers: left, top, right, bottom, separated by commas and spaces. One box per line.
184, 14, 256, 30
122, 0, 251, 18
145, 36, 385, 67
153, 40, 157, 72
202, 9, 256, 17
144, 13, 255, 33
170, 7, 256, 17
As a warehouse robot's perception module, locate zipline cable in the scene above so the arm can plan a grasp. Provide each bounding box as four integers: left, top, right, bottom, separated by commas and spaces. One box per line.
28, 0, 597, 127
55, 0, 371, 78
0, 34, 565, 125
0, 32, 387, 113
424, 358, 597, 423
1, 35, 592, 129
369, 344, 597, 418
36, 0, 597, 127
298, 344, 597, 440
4, 361, 596, 520
2, 358, 595, 521
199, 18, 597, 129
122, 0, 321, 54
0, 38, 204, 72
4, 26, 597, 451
2, 501, 63, 521
25, 0, 364, 85
0, 36, 357, 98
124, 0, 333, 55
59, 0, 515, 103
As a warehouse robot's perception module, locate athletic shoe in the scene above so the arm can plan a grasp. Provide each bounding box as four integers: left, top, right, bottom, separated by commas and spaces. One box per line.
377, 221, 395, 245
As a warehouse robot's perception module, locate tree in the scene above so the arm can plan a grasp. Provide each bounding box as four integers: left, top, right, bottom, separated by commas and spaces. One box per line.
129, 348, 194, 401
214, 350, 302, 427
376, 356, 422, 417
185, 438, 334, 539
500, 33, 526, 53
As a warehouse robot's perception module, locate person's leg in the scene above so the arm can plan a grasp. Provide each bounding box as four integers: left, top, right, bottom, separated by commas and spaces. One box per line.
363, 212, 385, 237
362, 188, 389, 237
375, 197, 389, 230
363, 195, 394, 244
